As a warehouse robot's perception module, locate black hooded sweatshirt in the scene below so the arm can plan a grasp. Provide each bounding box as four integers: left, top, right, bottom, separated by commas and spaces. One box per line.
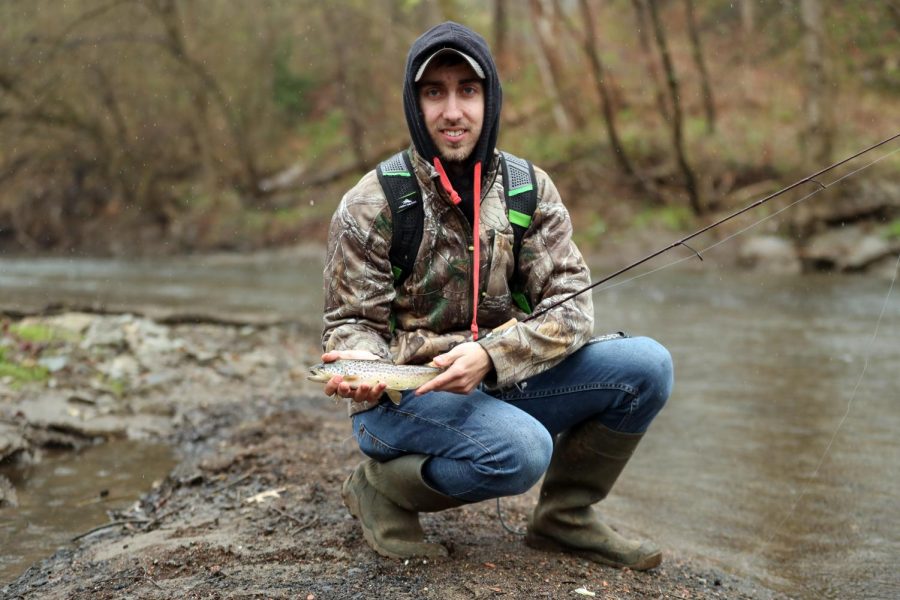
402, 22, 503, 223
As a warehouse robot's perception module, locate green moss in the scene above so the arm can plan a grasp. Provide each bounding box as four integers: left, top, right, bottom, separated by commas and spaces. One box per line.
634, 205, 693, 231
884, 219, 900, 240
104, 377, 127, 398
0, 360, 49, 384
9, 322, 79, 343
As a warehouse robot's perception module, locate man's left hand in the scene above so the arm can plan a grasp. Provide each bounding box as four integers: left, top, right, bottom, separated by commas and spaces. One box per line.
414, 342, 492, 396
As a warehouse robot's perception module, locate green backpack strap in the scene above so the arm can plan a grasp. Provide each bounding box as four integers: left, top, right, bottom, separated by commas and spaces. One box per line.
500, 151, 538, 314
377, 151, 423, 286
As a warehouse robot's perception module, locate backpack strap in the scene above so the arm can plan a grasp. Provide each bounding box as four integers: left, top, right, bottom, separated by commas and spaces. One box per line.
377, 151, 423, 286
500, 151, 538, 314
377, 150, 539, 313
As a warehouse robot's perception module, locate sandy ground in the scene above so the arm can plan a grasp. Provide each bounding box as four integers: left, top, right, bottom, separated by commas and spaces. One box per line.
1, 313, 789, 599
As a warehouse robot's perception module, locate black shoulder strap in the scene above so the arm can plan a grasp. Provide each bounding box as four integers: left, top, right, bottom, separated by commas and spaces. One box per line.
377, 151, 423, 286
500, 151, 538, 264
377, 150, 538, 300
500, 151, 538, 313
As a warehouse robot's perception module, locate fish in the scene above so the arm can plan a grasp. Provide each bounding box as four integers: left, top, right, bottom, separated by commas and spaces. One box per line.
307, 359, 443, 404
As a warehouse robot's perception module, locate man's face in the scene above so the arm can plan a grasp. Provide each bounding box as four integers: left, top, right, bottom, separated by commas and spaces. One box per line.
417, 61, 484, 164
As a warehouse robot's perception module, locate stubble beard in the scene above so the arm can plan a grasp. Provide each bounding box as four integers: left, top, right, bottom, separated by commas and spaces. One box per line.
433, 120, 480, 164
439, 143, 473, 163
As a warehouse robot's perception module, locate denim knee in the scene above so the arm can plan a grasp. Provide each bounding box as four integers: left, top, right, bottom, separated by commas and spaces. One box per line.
468, 424, 553, 500
630, 336, 674, 426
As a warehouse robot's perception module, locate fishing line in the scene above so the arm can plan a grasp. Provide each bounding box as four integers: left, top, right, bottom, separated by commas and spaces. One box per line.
492, 144, 900, 539
524, 134, 900, 322
495, 497, 526, 536
592, 145, 900, 294
589, 145, 900, 557
750, 249, 900, 561
578, 145, 900, 564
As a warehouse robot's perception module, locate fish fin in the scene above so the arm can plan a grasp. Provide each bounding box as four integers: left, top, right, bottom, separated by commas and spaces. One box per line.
343, 374, 359, 381
385, 390, 402, 405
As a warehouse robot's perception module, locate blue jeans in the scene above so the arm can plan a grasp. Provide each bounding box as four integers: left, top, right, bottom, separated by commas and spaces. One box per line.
351, 336, 673, 502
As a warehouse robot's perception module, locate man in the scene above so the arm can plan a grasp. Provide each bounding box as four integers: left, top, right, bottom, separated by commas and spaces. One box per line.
319, 21, 673, 570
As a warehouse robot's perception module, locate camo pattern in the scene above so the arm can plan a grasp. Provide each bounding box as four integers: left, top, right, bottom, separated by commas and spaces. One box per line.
322, 148, 594, 414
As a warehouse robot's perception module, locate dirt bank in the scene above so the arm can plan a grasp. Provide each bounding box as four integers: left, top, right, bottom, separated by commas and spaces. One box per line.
1, 313, 789, 599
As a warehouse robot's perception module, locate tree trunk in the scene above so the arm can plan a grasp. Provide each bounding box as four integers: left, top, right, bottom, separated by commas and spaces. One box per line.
148, 0, 260, 197
528, 0, 584, 132
647, 0, 703, 215
684, 0, 716, 134
573, 0, 635, 178
800, 0, 833, 168
321, 8, 368, 172
493, 0, 509, 73
740, 0, 755, 36
631, 0, 670, 122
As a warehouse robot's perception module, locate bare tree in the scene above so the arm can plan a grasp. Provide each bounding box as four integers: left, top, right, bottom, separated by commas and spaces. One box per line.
740, 0, 755, 36
493, 0, 509, 73
684, 0, 716, 134
646, 0, 703, 215
146, 0, 262, 196
560, 1, 635, 176
800, 0, 833, 167
321, 8, 368, 172
631, 0, 670, 122
528, 0, 584, 132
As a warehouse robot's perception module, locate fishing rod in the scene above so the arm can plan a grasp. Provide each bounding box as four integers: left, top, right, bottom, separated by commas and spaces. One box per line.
523, 132, 900, 323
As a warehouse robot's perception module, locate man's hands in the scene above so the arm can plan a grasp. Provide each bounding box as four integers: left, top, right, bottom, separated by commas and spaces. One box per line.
321, 350, 386, 404
321, 342, 492, 402
414, 342, 492, 396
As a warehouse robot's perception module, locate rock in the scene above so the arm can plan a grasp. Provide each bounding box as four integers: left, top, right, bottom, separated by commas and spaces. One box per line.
81, 317, 128, 349
870, 253, 900, 279
790, 179, 900, 234
0, 422, 28, 462
15, 393, 131, 438
738, 235, 801, 274
181, 340, 219, 364
123, 318, 185, 370
42, 313, 97, 336
0, 474, 18, 508
845, 235, 891, 269
101, 355, 141, 381
803, 225, 892, 271
38, 355, 69, 373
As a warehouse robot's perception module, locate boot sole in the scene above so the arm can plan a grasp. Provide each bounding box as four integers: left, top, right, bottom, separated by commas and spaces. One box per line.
525, 531, 662, 571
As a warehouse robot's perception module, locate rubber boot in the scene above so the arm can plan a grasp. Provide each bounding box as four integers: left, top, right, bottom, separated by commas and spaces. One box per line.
525, 421, 662, 570
341, 454, 463, 559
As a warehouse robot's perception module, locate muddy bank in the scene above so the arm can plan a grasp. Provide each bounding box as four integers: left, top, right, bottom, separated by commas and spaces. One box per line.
1, 313, 788, 599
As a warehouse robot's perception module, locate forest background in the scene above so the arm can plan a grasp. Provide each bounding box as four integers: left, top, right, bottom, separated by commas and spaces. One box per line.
1, 0, 898, 262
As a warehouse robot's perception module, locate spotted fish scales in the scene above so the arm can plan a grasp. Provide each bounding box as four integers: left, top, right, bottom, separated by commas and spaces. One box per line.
307, 359, 442, 404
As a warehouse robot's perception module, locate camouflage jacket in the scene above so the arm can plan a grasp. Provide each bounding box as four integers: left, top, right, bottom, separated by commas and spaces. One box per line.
322, 148, 594, 414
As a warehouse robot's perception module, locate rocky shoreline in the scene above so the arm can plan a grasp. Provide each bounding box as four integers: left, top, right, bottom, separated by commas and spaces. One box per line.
1, 312, 790, 599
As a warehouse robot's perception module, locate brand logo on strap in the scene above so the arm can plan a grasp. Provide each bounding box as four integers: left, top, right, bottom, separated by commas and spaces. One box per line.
397, 198, 418, 212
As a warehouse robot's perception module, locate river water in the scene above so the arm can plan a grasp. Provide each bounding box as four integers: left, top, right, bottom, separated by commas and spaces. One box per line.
1, 248, 898, 597
0, 440, 174, 584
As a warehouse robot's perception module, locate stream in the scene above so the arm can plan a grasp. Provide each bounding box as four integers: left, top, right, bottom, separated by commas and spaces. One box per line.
1, 248, 898, 598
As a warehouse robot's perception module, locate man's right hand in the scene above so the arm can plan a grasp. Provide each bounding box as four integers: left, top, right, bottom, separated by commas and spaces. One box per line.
321, 350, 387, 404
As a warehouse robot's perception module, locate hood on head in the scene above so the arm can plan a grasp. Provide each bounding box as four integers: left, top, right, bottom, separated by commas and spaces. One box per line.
402, 21, 502, 171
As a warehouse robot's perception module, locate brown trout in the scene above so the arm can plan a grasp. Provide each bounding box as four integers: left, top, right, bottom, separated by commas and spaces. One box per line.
307, 359, 442, 404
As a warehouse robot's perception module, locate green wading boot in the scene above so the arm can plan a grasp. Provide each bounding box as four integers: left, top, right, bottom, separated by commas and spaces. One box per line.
341, 454, 463, 559
525, 421, 662, 570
